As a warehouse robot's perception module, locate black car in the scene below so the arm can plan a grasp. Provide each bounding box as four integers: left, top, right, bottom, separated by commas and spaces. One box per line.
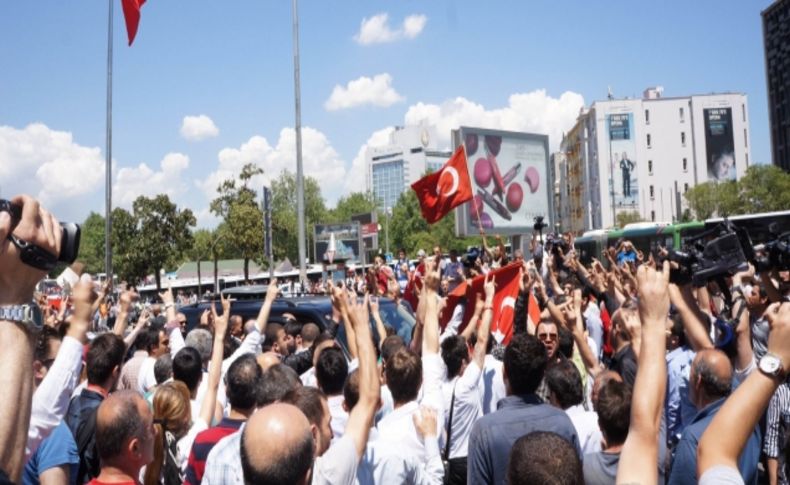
178, 286, 416, 352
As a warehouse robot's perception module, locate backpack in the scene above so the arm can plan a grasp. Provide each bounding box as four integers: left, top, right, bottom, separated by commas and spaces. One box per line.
65, 393, 102, 484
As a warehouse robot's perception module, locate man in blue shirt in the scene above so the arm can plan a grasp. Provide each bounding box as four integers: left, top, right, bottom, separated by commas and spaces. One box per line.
668, 349, 761, 485
468, 334, 580, 485
665, 315, 697, 445
23, 422, 79, 485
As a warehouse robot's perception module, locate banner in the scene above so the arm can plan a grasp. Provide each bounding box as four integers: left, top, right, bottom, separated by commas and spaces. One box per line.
704, 108, 736, 181
314, 222, 361, 263
607, 113, 639, 210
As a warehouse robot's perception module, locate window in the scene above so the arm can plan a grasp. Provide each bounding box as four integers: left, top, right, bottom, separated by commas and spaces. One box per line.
681, 132, 686, 146
744, 128, 748, 148
651, 210, 656, 222
684, 183, 689, 193
648, 160, 653, 174
649, 185, 655, 198
742, 104, 746, 122
647, 133, 652, 147
679, 107, 685, 122
746, 153, 750, 166
645, 109, 650, 124
683, 158, 688, 171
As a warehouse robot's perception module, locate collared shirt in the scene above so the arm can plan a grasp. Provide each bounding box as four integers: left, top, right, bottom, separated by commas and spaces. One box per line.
441, 360, 483, 459
665, 345, 696, 443
467, 394, 581, 485
25, 336, 84, 461
328, 394, 349, 442
184, 417, 245, 485
481, 355, 505, 416
357, 431, 443, 485
119, 350, 148, 392
668, 397, 761, 485
584, 305, 603, 358
566, 404, 602, 454
23, 421, 79, 485
202, 428, 243, 485
764, 382, 790, 485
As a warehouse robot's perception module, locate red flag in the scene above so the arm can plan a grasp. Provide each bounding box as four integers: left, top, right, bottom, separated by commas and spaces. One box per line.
440, 280, 468, 330
403, 262, 424, 312
411, 146, 473, 224
122, 0, 147, 46
461, 263, 522, 345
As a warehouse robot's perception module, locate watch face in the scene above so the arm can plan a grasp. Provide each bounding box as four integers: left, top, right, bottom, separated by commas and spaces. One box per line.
761, 355, 782, 375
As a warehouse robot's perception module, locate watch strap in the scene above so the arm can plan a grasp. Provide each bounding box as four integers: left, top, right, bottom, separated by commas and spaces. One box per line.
0, 304, 39, 327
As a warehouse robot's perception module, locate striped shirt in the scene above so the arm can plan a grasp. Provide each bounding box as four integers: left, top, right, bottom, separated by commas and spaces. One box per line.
764, 382, 790, 485
183, 418, 245, 485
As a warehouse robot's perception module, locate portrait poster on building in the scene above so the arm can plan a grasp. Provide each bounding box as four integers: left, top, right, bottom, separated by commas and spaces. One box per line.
704, 107, 736, 181
454, 127, 551, 236
607, 113, 638, 210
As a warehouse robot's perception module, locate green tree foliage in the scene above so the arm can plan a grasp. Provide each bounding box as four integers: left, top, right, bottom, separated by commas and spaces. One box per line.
684, 165, 790, 219
270, 170, 327, 263
327, 192, 377, 223
77, 212, 106, 274
684, 182, 719, 220
615, 211, 643, 228
388, 190, 476, 255
210, 163, 265, 280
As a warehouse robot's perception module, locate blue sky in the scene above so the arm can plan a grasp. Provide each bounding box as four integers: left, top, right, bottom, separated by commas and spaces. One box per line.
0, 0, 775, 227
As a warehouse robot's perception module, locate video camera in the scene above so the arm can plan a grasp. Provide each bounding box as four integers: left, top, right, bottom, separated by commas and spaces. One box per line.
753, 223, 790, 272
666, 220, 749, 288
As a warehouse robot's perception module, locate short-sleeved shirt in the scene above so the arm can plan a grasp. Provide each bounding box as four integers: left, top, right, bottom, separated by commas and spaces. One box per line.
312, 434, 360, 485
442, 360, 483, 458
699, 466, 745, 485
23, 421, 79, 485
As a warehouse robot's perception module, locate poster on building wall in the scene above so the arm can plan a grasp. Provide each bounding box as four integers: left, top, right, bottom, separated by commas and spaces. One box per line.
607, 113, 639, 210
704, 107, 736, 181
454, 127, 551, 236
314, 222, 361, 263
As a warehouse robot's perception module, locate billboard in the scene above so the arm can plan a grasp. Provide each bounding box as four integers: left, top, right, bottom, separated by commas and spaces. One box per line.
313, 222, 361, 263
704, 107, 736, 181
455, 127, 551, 236
607, 113, 639, 211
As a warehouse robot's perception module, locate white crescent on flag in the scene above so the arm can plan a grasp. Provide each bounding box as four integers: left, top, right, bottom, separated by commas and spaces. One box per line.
437, 167, 460, 196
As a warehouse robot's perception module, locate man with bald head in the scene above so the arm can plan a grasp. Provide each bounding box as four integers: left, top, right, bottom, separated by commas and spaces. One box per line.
667, 349, 760, 484
88, 390, 155, 485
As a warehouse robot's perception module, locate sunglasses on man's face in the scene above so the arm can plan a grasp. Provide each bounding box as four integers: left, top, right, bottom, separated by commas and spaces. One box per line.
537, 333, 558, 342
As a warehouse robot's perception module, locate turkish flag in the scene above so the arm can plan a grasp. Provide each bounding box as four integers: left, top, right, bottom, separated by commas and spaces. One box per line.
440, 280, 468, 330
122, 0, 147, 46
411, 146, 473, 224
403, 262, 424, 312
461, 263, 522, 345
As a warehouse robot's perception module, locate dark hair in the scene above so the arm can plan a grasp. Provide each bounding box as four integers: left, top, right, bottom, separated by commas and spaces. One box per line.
343, 369, 360, 410
507, 431, 583, 485
596, 380, 632, 446
172, 347, 203, 393
282, 387, 326, 427
87, 333, 126, 386
315, 347, 348, 396
300, 323, 320, 344
241, 424, 314, 485
263, 323, 284, 352
95, 392, 144, 461
139, 327, 162, 353
558, 327, 574, 359
259, 364, 301, 406
34, 325, 63, 364
669, 314, 687, 347
223, 336, 240, 360
154, 354, 173, 385
694, 354, 732, 400
504, 334, 547, 395
385, 348, 422, 404
545, 360, 584, 409
226, 355, 263, 410
284, 321, 302, 339
441, 335, 469, 380
381, 335, 406, 364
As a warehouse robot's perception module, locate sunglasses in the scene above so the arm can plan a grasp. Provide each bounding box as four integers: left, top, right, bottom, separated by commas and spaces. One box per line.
537, 333, 558, 342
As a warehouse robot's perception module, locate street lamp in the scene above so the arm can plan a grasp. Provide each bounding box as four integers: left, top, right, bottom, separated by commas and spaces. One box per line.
385, 207, 391, 257
196, 232, 224, 298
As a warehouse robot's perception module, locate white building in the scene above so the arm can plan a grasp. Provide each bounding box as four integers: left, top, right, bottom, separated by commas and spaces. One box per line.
562, 87, 751, 230
365, 126, 452, 210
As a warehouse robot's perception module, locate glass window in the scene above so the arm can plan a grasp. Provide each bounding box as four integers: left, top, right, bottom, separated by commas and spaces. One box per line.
682, 158, 688, 171
681, 132, 686, 145
371, 160, 405, 210
649, 185, 655, 198
679, 107, 685, 122
647, 133, 652, 147
648, 160, 653, 174
645, 109, 650, 124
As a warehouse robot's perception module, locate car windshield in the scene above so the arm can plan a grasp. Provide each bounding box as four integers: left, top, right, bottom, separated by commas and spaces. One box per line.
335, 300, 416, 352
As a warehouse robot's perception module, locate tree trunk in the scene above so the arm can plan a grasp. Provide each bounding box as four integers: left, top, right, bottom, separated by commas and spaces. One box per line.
197, 260, 202, 296
244, 258, 250, 283
155, 270, 162, 292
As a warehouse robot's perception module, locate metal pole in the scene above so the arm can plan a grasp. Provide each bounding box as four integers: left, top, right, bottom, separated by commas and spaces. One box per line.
292, 0, 307, 286
104, 0, 114, 282
385, 208, 390, 255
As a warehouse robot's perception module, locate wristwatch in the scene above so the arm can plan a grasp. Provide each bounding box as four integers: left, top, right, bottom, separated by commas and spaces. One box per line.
759, 353, 785, 379
0, 304, 42, 328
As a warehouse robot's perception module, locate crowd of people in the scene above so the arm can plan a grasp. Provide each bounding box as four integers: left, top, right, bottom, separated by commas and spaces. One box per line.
1, 193, 790, 485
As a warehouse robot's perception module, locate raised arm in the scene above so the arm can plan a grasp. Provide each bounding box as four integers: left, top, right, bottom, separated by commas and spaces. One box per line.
342, 294, 380, 457
560, 291, 601, 378
124, 309, 150, 349
112, 290, 135, 336
698, 302, 790, 478
199, 293, 229, 427
617, 261, 670, 485
159, 286, 186, 356
668, 283, 714, 351
471, 275, 495, 370
421, 258, 441, 355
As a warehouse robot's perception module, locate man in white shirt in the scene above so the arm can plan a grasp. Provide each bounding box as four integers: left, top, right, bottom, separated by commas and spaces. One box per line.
546, 359, 602, 454
315, 346, 350, 441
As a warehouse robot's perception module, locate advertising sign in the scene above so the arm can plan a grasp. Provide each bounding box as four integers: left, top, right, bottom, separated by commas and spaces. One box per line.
704, 107, 736, 181
314, 222, 361, 263
455, 127, 551, 236
607, 113, 639, 210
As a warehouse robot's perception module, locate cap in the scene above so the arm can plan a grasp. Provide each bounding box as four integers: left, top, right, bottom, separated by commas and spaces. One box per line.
417, 249, 426, 257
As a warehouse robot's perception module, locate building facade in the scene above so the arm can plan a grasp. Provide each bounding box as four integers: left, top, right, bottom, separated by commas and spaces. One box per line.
763, 0, 790, 172
365, 126, 451, 210
559, 87, 751, 231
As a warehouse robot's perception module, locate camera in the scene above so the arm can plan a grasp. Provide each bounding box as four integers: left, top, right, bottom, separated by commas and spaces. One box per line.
666, 220, 749, 287
462, 247, 481, 268
753, 224, 790, 272
533, 216, 547, 233
0, 199, 81, 272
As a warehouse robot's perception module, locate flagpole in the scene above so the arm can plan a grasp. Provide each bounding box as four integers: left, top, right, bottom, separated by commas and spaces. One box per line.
292, 0, 307, 287
105, 0, 114, 284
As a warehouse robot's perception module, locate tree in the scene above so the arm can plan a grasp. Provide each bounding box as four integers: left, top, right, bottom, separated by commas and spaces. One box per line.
77, 212, 106, 274
684, 182, 719, 220
270, 170, 327, 263
187, 229, 213, 295
327, 192, 377, 223
615, 211, 643, 228
111, 207, 148, 286
739, 165, 790, 213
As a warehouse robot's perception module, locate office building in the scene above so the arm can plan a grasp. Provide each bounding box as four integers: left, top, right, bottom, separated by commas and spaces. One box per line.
763, 0, 790, 171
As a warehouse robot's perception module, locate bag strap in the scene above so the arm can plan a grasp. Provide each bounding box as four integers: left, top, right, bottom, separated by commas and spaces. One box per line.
443, 381, 457, 462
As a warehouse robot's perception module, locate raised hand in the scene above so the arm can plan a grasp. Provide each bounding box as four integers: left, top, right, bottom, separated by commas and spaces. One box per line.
212, 292, 230, 336
636, 260, 671, 324
158, 286, 174, 306
484, 273, 496, 300
265, 278, 280, 302
423, 258, 441, 293
765, 302, 790, 374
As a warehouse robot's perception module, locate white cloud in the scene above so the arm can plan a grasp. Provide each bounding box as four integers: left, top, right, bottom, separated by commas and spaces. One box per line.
325, 73, 404, 111
354, 13, 427, 45
346, 127, 394, 194
0, 123, 105, 205
114, 152, 190, 207
200, 127, 349, 205
180, 114, 219, 141
403, 89, 585, 152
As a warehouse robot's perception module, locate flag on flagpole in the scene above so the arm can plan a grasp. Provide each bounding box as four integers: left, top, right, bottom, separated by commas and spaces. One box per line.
411, 146, 473, 224
440, 279, 468, 330
461, 262, 522, 344
122, 0, 147, 45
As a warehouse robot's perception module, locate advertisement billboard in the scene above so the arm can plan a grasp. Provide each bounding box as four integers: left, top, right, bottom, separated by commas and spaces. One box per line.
313, 222, 361, 263
455, 127, 551, 236
607, 113, 639, 211
704, 107, 736, 181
